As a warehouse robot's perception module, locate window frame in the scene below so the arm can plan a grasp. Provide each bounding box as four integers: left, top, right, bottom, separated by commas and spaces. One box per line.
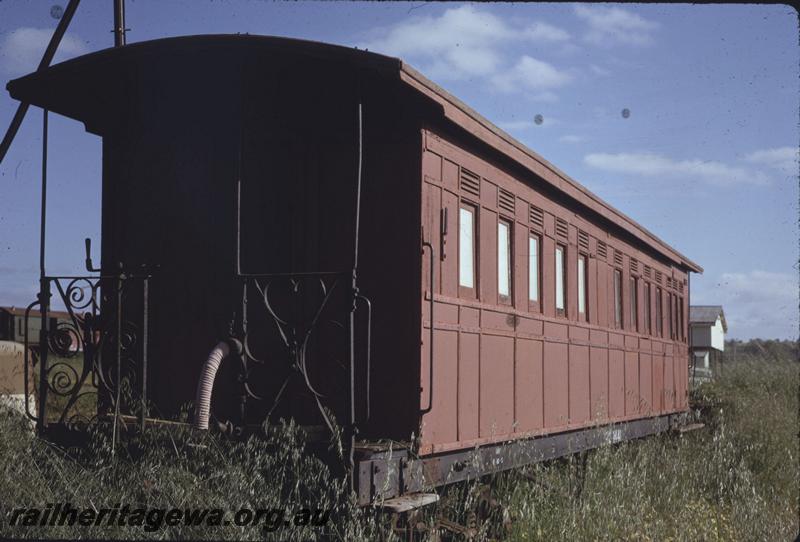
577, 252, 588, 321
555, 243, 567, 317
667, 292, 674, 339
528, 232, 541, 311
644, 282, 652, 335
458, 202, 478, 298
497, 217, 513, 304
613, 268, 623, 329
656, 286, 663, 337
629, 275, 638, 332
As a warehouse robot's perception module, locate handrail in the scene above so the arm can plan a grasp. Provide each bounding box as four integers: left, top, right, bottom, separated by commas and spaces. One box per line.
421, 241, 435, 414
355, 294, 372, 422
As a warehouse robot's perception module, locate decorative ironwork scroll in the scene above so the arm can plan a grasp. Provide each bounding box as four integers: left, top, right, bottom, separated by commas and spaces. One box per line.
227, 271, 370, 438
23, 275, 150, 432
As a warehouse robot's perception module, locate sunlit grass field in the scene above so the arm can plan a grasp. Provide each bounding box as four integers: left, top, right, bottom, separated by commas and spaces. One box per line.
1, 356, 797, 540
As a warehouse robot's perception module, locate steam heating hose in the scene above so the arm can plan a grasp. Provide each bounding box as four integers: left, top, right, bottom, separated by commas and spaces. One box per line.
193, 339, 241, 430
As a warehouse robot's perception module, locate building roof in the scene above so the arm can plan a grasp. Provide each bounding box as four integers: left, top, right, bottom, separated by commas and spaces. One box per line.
6, 34, 702, 274
1, 306, 75, 321
690, 305, 727, 332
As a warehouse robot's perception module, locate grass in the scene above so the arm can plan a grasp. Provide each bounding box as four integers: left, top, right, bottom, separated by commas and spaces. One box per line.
496, 358, 799, 541
0, 356, 797, 540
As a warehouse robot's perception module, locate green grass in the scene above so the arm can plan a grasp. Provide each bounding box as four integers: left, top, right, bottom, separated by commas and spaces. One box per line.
0, 356, 797, 540
495, 358, 800, 541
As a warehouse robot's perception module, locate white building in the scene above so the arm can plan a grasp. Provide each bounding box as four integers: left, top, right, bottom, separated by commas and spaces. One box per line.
689, 305, 727, 383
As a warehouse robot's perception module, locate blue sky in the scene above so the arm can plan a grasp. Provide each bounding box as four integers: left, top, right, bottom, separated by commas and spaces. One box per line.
0, 2, 797, 339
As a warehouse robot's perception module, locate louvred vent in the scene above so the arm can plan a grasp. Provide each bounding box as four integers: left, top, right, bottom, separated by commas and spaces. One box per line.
460, 168, 480, 197
555, 218, 568, 239
644, 265, 652, 279
597, 241, 607, 259
655, 271, 663, 284
578, 230, 589, 251
614, 250, 623, 267
529, 205, 544, 229
630, 258, 639, 274
498, 188, 515, 214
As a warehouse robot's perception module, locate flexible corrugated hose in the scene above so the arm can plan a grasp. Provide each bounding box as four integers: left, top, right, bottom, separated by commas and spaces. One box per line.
193, 340, 232, 430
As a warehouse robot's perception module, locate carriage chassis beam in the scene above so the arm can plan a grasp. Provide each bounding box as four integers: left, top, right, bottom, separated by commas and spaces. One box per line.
355, 412, 689, 506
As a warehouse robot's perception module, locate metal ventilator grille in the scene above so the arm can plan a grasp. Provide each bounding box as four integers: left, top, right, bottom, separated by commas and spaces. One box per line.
460, 168, 481, 198
597, 241, 607, 259
578, 230, 589, 251
498, 188, 515, 214
555, 218, 568, 240
529, 205, 544, 230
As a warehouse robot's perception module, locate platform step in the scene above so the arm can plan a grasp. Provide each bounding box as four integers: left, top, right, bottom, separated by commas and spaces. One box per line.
677, 423, 705, 434
375, 493, 440, 513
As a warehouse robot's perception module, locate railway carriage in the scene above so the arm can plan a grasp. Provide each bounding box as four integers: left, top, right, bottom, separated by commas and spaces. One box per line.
5, 35, 701, 507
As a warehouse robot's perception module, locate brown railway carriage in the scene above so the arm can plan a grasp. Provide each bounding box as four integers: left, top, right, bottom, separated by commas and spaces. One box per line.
419, 129, 695, 455
6, 35, 701, 506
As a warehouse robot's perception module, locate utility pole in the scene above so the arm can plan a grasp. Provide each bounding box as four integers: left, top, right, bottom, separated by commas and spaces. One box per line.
113, 0, 127, 47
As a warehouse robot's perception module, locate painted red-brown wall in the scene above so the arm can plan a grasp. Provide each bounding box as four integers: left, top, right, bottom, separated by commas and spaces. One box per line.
418, 127, 690, 455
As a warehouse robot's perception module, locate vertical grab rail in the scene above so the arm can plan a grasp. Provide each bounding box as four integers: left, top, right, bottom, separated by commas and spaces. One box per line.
421, 241, 435, 414
354, 294, 372, 422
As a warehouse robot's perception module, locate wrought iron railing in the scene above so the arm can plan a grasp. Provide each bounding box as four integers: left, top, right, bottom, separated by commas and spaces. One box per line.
228, 272, 371, 434
23, 274, 150, 436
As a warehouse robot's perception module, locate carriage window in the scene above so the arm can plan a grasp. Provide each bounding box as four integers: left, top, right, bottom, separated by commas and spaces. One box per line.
679, 296, 685, 341
668, 292, 674, 339
498, 220, 511, 299
656, 287, 663, 336
555, 244, 566, 315
644, 283, 652, 334
630, 276, 638, 332
528, 234, 539, 303
577, 254, 587, 318
613, 269, 623, 329
459, 205, 476, 289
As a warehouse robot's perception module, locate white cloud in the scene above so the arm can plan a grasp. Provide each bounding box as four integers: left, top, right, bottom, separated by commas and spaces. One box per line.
0, 27, 88, 76
360, 5, 571, 87
584, 152, 769, 186
574, 6, 658, 46
492, 55, 572, 95
522, 21, 571, 43
698, 270, 798, 340
744, 147, 799, 177
559, 134, 585, 144
589, 64, 611, 77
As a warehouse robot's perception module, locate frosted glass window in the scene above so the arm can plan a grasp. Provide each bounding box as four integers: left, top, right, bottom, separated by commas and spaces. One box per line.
614, 269, 622, 328
555, 245, 565, 311
459, 207, 475, 288
630, 277, 638, 331
578, 256, 586, 314
528, 236, 539, 302
498, 221, 511, 297
656, 287, 663, 336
